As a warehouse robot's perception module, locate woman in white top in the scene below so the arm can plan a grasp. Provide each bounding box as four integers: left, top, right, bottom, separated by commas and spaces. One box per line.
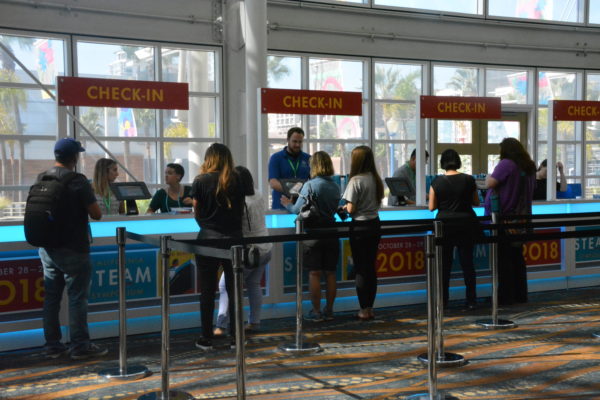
92, 158, 124, 216
342, 146, 384, 320
214, 166, 273, 334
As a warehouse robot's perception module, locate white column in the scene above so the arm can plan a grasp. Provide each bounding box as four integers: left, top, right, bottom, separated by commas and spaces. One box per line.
547, 101, 557, 201
415, 97, 426, 206
244, 0, 267, 190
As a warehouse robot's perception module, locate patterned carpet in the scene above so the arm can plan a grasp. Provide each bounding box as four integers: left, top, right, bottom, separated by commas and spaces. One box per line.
3, 287, 600, 400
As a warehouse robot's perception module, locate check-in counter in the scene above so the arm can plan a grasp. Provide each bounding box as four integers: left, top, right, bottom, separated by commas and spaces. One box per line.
1, 201, 600, 351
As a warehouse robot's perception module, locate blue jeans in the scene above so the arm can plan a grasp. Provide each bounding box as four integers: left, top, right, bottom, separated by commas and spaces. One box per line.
216, 251, 272, 329
39, 247, 92, 350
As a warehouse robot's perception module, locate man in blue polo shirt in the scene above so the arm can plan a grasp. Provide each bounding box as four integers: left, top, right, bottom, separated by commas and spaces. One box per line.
268, 127, 311, 209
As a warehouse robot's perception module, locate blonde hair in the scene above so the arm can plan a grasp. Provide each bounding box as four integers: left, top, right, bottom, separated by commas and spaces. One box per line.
310, 151, 334, 178
200, 143, 235, 208
93, 158, 117, 197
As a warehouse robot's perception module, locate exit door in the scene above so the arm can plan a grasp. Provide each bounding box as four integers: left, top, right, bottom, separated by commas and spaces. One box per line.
433, 112, 527, 175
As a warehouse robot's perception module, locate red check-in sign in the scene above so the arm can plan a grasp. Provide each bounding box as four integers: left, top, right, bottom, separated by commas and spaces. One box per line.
553, 100, 600, 121
58, 76, 189, 110
261, 88, 362, 115
420, 96, 501, 119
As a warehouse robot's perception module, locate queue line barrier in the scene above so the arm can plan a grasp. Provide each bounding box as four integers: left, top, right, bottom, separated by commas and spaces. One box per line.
107, 211, 600, 400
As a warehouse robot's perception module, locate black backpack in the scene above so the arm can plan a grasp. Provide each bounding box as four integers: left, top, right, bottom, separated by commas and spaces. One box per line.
24, 171, 78, 248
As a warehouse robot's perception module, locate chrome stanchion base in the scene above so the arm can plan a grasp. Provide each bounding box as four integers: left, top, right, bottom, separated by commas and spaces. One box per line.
417, 352, 466, 367
138, 390, 194, 400
405, 392, 460, 399
475, 319, 517, 329
592, 332, 600, 338
279, 342, 322, 354
98, 365, 150, 381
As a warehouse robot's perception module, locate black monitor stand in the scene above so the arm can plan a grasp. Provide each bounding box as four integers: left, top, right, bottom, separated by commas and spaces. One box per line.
126, 199, 139, 215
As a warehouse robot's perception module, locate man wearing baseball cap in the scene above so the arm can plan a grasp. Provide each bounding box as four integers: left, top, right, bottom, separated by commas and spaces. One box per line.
36, 137, 106, 360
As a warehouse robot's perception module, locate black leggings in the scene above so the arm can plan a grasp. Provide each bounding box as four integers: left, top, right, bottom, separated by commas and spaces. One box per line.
197, 255, 235, 339
349, 218, 381, 309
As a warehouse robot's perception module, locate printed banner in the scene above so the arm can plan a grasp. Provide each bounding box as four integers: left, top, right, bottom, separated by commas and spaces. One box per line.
0, 258, 44, 313
575, 226, 600, 263
261, 88, 362, 116
553, 100, 600, 121
89, 249, 158, 304
58, 76, 189, 110
420, 96, 501, 119
523, 229, 561, 266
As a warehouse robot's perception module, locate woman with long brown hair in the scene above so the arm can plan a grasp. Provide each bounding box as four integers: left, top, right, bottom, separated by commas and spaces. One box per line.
342, 146, 384, 320
191, 143, 244, 350
484, 137, 536, 305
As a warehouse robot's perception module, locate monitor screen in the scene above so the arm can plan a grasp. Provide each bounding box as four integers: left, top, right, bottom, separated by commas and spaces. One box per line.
279, 178, 306, 198
385, 177, 412, 197
110, 182, 152, 201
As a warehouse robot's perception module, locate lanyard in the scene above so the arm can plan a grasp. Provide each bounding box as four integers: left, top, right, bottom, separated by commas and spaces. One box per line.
103, 194, 111, 212
165, 189, 182, 212
287, 158, 300, 178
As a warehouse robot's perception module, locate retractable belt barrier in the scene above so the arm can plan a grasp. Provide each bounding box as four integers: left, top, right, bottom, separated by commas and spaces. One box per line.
110, 211, 600, 400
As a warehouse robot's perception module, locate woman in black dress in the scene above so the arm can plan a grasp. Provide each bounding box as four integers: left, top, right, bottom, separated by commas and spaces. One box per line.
428, 149, 479, 309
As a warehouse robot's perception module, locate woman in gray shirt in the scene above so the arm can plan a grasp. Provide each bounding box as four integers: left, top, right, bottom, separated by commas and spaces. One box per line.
342, 146, 384, 320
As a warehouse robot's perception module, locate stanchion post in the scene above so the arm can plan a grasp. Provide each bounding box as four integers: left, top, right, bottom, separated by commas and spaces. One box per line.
232, 245, 246, 400
418, 222, 465, 367
99, 227, 149, 381
407, 234, 459, 399
476, 213, 516, 330
279, 219, 321, 353
138, 236, 193, 400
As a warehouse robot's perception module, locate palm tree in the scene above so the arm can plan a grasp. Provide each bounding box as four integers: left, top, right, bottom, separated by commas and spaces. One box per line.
0, 35, 34, 201
447, 68, 478, 96
267, 56, 291, 86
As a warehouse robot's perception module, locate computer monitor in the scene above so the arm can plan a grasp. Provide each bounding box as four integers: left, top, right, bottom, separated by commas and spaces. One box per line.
110, 182, 151, 216
110, 182, 152, 201
279, 178, 306, 199
385, 177, 412, 197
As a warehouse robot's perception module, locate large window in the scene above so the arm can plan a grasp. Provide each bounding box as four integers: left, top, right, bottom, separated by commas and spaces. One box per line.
489, 0, 584, 23
74, 39, 220, 199
0, 32, 221, 219
0, 33, 66, 215
537, 70, 583, 195
266, 54, 368, 176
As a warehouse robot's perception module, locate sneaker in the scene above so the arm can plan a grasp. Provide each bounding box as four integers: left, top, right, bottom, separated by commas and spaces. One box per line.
195, 337, 213, 351
322, 308, 334, 321
44, 345, 68, 359
70, 343, 108, 360
305, 309, 323, 322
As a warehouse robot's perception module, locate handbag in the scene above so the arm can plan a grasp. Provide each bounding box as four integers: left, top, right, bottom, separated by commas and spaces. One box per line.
242, 201, 261, 269
297, 185, 322, 226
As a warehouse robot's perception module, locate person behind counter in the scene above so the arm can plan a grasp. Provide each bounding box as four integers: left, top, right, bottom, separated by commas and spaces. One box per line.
92, 158, 124, 215
268, 126, 311, 209
191, 143, 244, 351
281, 151, 341, 321
343, 145, 384, 321
533, 159, 567, 200
147, 163, 193, 213
388, 148, 429, 206
428, 149, 479, 310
